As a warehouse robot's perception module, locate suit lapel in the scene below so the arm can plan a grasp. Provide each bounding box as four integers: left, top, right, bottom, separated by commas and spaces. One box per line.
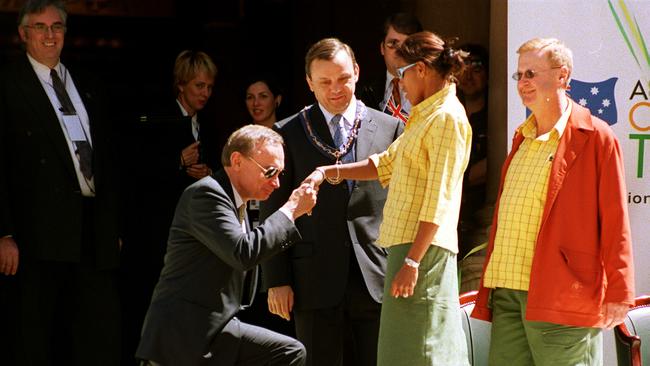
214, 170, 238, 217
15, 56, 77, 181
308, 104, 335, 146
540, 102, 592, 227
355, 113, 378, 160
213, 170, 259, 309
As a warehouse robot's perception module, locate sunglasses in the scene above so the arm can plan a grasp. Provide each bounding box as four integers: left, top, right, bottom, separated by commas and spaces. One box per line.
511, 66, 562, 81
396, 62, 417, 79
246, 155, 282, 179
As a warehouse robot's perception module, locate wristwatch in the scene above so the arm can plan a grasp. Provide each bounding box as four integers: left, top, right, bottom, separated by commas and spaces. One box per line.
404, 257, 420, 269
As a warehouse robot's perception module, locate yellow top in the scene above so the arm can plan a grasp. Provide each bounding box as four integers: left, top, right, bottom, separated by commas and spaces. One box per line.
483, 103, 571, 290
370, 84, 471, 252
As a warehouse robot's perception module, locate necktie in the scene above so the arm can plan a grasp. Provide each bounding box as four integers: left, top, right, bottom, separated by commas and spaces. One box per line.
238, 202, 257, 309
384, 78, 409, 123
391, 78, 401, 108
331, 114, 354, 191
238, 204, 247, 233
50, 69, 93, 180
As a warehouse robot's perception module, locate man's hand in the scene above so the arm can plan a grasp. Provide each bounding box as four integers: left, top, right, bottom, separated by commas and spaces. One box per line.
281, 183, 318, 220
0, 237, 19, 275
268, 285, 294, 321
180, 141, 201, 167
186, 163, 212, 179
390, 264, 418, 299
602, 302, 630, 329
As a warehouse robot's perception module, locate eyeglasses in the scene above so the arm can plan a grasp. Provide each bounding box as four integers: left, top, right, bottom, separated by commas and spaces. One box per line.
246, 156, 282, 179
24, 22, 66, 34
384, 39, 402, 50
466, 60, 484, 70
511, 66, 562, 81
396, 63, 417, 79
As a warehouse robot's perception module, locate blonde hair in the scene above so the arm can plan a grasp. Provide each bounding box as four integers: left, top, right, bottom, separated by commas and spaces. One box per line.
173, 50, 217, 95
517, 38, 573, 77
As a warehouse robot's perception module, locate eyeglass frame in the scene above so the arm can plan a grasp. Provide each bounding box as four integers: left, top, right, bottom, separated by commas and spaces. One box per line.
512, 66, 562, 81
396, 62, 417, 79
246, 155, 282, 179
383, 39, 402, 50
23, 22, 66, 35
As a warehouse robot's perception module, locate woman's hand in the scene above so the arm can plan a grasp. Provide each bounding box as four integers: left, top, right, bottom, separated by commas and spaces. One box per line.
390, 264, 418, 298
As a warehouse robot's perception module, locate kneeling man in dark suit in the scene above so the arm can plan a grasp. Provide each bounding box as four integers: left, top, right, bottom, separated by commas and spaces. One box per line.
136, 125, 316, 365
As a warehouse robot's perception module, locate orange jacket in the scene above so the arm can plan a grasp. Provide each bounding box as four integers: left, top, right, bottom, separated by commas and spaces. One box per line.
472, 101, 635, 328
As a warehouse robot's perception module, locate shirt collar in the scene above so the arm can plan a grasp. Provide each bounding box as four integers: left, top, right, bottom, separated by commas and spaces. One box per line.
409, 83, 456, 121
520, 100, 572, 141
385, 70, 397, 89
318, 95, 357, 126
231, 183, 245, 209
176, 99, 190, 116
177, 99, 198, 124
27, 52, 63, 84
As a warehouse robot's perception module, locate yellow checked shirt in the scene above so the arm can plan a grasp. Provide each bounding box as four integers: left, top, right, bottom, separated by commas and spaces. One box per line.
483, 103, 571, 291
369, 84, 471, 252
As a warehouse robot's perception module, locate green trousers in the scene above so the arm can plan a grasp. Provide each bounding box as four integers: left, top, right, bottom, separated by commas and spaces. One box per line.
377, 244, 469, 366
489, 288, 602, 366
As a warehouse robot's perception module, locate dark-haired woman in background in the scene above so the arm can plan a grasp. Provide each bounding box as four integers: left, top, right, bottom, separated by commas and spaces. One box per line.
245, 76, 283, 128
302, 31, 471, 365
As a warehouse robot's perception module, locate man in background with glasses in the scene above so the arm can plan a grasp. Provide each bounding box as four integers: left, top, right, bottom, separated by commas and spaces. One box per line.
137, 125, 316, 366
357, 13, 422, 124
0, 0, 122, 364
457, 44, 490, 262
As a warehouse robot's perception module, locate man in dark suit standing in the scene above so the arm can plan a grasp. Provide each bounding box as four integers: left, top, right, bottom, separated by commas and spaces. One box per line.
0, 1, 121, 365
357, 13, 422, 124
137, 125, 315, 365
261, 38, 403, 366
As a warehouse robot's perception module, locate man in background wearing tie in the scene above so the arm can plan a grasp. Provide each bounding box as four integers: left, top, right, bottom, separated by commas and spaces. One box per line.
261, 38, 403, 366
357, 13, 422, 124
0, 1, 121, 365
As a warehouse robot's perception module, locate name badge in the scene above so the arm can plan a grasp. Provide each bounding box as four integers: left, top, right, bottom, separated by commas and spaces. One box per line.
62, 114, 88, 142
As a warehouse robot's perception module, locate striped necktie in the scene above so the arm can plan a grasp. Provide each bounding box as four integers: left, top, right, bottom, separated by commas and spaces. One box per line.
50, 68, 93, 180
330, 114, 354, 191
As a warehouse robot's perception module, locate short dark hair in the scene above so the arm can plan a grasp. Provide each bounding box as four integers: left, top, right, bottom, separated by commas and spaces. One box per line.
221, 125, 284, 167
383, 13, 422, 39
18, 0, 67, 26
460, 43, 489, 72
397, 31, 467, 81
244, 73, 283, 99
305, 38, 356, 77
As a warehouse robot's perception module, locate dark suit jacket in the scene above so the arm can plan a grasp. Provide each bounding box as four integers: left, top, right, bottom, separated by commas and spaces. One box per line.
260, 103, 403, 309
136, 170, 301, 365
356, 77, 386, 111
0, 54, 119, 269
121, 100, 217, 263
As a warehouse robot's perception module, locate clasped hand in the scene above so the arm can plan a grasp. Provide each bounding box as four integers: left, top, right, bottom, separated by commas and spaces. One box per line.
0, 236, 19, 275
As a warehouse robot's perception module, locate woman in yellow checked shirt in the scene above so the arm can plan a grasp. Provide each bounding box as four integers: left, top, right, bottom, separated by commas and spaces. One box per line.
304, 31, 472, 366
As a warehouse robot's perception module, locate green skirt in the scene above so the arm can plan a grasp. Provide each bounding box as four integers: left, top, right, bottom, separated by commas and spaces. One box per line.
377, 244, 469, 366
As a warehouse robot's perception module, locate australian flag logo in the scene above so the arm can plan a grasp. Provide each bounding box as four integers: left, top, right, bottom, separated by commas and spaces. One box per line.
568, 78, 618, 126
